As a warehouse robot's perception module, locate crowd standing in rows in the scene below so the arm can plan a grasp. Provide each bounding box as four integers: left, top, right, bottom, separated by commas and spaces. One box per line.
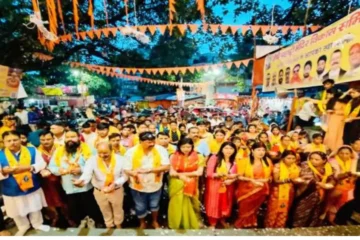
0, 81, 360, 236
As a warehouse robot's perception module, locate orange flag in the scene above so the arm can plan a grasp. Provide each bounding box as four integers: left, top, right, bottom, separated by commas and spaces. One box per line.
79, 32, 87, 40
234, 61, 242, 68
225, 62, 233, 69
282, 26, 290, 34
196, 0, 205, 24
157, 25, 168, 35
188, 24, 198, 34
72, 0, 79, 37
94, 30, 102, 39
270, 26, 278, 35
148, 25, 157, 35
87, 30, 95, 39
229, 25, 240, 35
210, 24, 219, 34
88, 0, 94, 29
290, 26, 299, 33
102, 28, 110, 37
220, 25, 229, 34
169, 0, 176, 24
109, 28, 118, 37
242, 59, 250, 67
187, 67, 195, 74
168, 25, 174, 36
310, 25, 320, 32
138, 26, 148, 34
177, 24, 187, 36
138, 69, 144, 74
251, 25, 261, 36
158, 69, 166, 75
241, 25, 248, 36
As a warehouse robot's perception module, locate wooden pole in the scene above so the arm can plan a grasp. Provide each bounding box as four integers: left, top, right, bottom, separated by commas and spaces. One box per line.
287, 89, 297, 132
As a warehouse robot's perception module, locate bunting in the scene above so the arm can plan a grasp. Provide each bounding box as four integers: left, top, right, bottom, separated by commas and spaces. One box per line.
66, 58, 253, 77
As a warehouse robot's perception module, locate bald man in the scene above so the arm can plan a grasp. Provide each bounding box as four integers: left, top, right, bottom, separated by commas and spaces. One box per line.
73, 142, 128, 229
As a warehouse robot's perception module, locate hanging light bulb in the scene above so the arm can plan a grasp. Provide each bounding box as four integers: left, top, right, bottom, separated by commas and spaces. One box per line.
263, 5, 279, 45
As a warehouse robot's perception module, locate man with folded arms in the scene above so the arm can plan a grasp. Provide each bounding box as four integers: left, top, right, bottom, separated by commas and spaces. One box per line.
0, 130, 50, 236
124, 132, 170, 229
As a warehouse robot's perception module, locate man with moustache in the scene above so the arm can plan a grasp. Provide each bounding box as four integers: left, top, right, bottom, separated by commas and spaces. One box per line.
124, 132, 170, 229
291, 64, 301, 84
278, 69, 284, 85
303, 61, 313, 82
323, 49, 346, 81
316, 55, 327, 81
285, 67, 291, 84
187, 127, 210, 157
271, 72, 277, 86
108, 133, 126, 156
50, 121, 66, 147
48, 129, 103, 228
343, 43, 360, 80
0, 131, 49, 236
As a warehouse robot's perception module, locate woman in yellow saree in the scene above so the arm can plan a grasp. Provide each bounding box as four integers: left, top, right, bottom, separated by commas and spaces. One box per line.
168, 137, 205, 229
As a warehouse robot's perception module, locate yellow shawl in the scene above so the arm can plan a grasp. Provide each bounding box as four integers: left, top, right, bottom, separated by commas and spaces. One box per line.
169, 129, 181, 141
217, 159, 229, 193
5, 146, 34, 191
344, 100, 360, 118
238, 157, 271, 179
278, 161, 300, 212
54, 142, 92, 167
209, 140, 224, 155
335, 155, 351, 173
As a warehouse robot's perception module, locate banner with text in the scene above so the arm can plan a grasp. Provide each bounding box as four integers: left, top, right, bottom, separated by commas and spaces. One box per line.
0, 65, 22, 98
263, 9, 360, 92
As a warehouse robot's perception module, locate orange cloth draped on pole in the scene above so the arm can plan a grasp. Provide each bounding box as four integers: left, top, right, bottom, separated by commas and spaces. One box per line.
196, 0, 205, 24
169, 0, 176, 24
252, 57, 265, 86
88, 0, 94, 29
45, 0, 57, 50
56, 0, 66, 33
32, 0, 45, 44
73, 0, 80, 38
234, 158, 272, 228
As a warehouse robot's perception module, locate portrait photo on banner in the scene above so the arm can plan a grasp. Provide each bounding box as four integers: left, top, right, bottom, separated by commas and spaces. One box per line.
0, 65, 23, 98
263, 9, 360, 92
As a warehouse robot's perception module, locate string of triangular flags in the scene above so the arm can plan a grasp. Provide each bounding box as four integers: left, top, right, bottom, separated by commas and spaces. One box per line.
56, 24, 321, 43
67, 58, 252, 76
69, 63, 213, 87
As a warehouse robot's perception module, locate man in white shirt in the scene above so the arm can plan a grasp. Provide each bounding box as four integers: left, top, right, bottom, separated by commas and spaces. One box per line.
81, 122, 97, 147
124, 132, 170, 229
295, 101, 317, 127
210, 114, 223, 127
15, 106, 31, 133
73, 142, 128, 229
50, 121, 66, 146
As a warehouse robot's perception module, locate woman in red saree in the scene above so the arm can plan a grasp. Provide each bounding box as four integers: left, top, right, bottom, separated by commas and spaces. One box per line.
265, 150, 303, 228
205, 142, 238, 229
326, 145, 358, 224
290, 151, 335, 228
168, 137, 205, 229
235, 142, 273, 228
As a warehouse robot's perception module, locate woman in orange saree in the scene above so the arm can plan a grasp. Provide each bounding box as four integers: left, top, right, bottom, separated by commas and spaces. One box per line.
168, 138, 205, 229
205, 142, 238, 229
265, 150, 302, 228
325, 145, 358, 224
235, 142, 273, 228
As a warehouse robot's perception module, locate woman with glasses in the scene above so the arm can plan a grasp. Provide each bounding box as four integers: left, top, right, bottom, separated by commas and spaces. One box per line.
290, 151, 335, 227
168, 138, 205, 229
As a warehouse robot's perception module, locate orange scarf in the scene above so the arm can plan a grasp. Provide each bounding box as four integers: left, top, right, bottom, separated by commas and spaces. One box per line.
97, 153, 116, 187
171, 151, 200, 197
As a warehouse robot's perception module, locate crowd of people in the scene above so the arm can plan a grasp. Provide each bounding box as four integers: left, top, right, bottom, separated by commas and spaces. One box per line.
0, 81, 360, 236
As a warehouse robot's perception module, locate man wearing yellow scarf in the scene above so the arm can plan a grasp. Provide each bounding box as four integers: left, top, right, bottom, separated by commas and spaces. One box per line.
157, 117, 170, 134
0, 130, 50, 236
156, 132, 176, 155
48, 129, 103, 228
124, 131, 170, 229
73, 142, 128, 229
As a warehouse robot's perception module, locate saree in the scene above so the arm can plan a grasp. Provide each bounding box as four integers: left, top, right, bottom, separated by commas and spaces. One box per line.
264, 163, 299, 228
205, 155, 237, 225
168, 152, 205, 229
234, 160, 272, 228
325, 155, 357, 223
290, 162, 334, 228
